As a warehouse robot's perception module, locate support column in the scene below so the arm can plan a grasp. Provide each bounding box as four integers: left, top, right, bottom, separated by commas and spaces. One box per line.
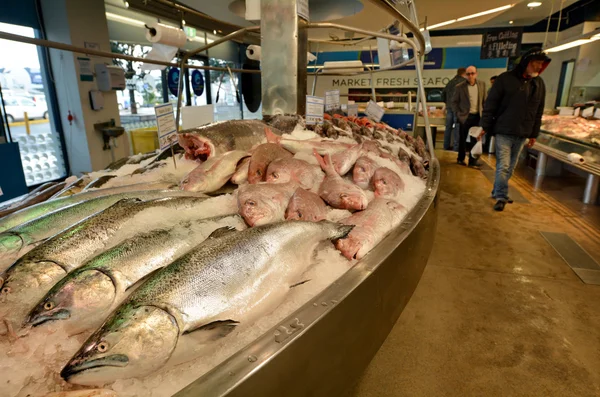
261, 0, 308, 116
583, 174, 599, 205
534, 152, 547, 190
41, 0, 128, 174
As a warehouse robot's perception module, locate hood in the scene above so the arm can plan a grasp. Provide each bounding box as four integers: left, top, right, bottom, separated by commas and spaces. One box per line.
516, 48, 551, 76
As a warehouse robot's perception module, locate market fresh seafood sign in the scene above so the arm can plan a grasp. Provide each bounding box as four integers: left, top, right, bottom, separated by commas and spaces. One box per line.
481, 28, 522, 59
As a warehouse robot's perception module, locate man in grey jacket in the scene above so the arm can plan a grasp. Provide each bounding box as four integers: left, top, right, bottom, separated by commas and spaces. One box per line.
451, 65, 487, 167
441, 67, 466, 151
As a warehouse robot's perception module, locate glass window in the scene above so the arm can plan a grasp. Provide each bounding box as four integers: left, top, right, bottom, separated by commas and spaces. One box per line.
0, 22, 67, 186
188, 59, 208, 107
210, 59, 242, 122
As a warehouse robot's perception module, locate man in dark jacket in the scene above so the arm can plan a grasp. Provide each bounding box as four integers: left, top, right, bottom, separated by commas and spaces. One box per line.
442, 67, 466, 151
480, 48, 551, 211
452, 65, 487, 167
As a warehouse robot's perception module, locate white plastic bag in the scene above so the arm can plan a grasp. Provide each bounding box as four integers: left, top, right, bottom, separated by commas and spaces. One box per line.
471, 140, 483, 158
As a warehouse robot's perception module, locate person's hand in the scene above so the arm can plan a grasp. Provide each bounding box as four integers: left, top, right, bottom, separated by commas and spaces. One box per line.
477, 130, 485, 141
527, 138, 536, 148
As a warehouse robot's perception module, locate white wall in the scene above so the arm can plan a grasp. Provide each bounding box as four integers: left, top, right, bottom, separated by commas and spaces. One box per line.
42, 0, 129, 175
572, 22, 600, 88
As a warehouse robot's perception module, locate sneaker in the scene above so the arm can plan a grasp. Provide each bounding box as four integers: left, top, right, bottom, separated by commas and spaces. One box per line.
491, 195, 514, 204
457, 160, 467, 166
494, 200, 506, 211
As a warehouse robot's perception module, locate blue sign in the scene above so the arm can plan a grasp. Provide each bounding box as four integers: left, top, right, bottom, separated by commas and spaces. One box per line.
167, 68, 180, 96
191, 70, 205, 96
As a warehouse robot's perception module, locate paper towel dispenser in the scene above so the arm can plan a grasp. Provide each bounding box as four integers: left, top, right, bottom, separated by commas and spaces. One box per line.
95, 64, 126, 91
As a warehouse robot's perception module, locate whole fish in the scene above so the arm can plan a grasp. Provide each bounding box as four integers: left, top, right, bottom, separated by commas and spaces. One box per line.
178, 120, 282, 162
372, 167, 405, 198
380, 152, 411, 175
82, 175, 117, 191
237, 182, 297, 226
180, 151, 249, 193
0, 190, 207, 269
285, 188, 328, 222
265, 158, 323, 191
25, 215, 245, 334
330, 143, 363, 176
51, 176, 92, 198
314, 152, 368, 211
266, 114, 303, 133
0, 182, 176, 233
361, 140, 382, 156
353, 156, 380, 190
61, 220, 353, 385
0, 182, 55, 213
131, 143, 185, 175
265, 128, 352, 155
0, 182, 66, 218
0, 196, 207, 335
336, 198, 405, 260
397, 147, 411, 163
230, 157, 250, 185
410, 156, 427, 179
247, 142, 293, 184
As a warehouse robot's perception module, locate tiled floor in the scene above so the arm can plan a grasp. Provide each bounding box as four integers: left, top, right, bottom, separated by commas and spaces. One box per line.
349, 150, 600, 397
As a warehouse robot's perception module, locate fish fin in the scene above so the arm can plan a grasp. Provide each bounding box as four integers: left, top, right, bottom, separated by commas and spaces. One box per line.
184, 320, 239, 340
290, 279, 311, 288
265, 126, 281, 144
207, 226, 237, 239
313, 150, 326, 171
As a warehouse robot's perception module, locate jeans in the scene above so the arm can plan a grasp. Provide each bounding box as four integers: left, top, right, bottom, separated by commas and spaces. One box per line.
444, 108, 459, 151
492, 134, 527, 201
458, 114, 480, 165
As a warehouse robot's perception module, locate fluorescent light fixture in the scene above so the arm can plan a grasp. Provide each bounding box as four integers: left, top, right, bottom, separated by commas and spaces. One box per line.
527, 2, 542, 7
545, 38, 596, 52
105, 12, 145, 27
428, 19, 457, 29
457, 4, 514, 21
509, 20, 514, 24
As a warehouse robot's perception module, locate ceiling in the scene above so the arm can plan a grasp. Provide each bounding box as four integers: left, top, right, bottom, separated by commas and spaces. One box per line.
177, 0, 581, 39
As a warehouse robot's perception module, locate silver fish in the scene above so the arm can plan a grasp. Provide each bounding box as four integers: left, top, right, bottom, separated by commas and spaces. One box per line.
0, 182, 177, 233
265, 127, 352, 155
0, 196, 207, 335
25, 215, 245, 334
61, 220, 353, 385
0, 190, 207, 272
180, 151, 249, 193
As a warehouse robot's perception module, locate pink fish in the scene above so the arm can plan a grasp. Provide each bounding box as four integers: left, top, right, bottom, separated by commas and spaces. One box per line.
330, 143, 363, 176
361, 140, 382, 156
231, 157, 250, 185
285, 188, 328, 222
380, 152, 411, 175
180, 151, 248, 193
353, 156, 379, 190
314, 151, 368, 211
265, 127, 352, 155
237, 182, 297, 226
265, 158, 324, 191
372, 167, 405, 198
247, 143, 293, 184
335, 198, 406, 260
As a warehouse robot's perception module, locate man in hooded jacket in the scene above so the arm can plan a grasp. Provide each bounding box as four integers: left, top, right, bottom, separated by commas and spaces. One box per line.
480, 48, 551, 212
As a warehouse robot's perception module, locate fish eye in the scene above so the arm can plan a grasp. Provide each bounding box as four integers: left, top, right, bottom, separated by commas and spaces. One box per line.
246, 200, 256, 207
44, 301, 55, 310
340, 193, 348, 199
382, 180, 387, 185
272, 172, 279, 179
1, 287, 10, 294
298, 211, 303, 218
96, 341, 109, 353
256, 169, 262, 176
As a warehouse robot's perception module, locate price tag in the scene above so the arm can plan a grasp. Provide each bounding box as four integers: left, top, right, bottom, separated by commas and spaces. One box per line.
325, 90, 340, 112
581, 107, 593, 118
305, 95, 324, 125
595, 108, 600, 119
558, 107, 574, 116
365, 100, 385, 122
347, 104, 358, 117
154, 103, 177, 150
574, 107, 581, 117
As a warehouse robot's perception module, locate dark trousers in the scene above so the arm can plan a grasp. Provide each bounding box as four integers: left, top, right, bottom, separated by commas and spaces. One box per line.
458, 113, 481, 165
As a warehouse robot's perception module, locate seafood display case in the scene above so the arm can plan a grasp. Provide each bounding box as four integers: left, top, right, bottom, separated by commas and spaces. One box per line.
0, 1, 439, 396
540, 115, 600, 147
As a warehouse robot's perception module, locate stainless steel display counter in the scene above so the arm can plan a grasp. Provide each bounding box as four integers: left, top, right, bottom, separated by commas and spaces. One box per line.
176, 159, 440, 397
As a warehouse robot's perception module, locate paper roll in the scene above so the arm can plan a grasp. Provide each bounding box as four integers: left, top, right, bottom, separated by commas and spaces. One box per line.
145, 23, 187, 47
567, 153, 585, 164
246, 45, 262, 61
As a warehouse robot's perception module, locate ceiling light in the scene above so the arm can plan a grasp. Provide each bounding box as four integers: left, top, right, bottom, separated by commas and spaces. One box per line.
182, 19, 186, 25
509, 20, 514, 24
105, 12, 145, 27
213, 30, 217, 34
457, 4, 514, 21
527, 2, 542, 7
124, 1, 129, 8
546, 39, 593, 52
428, 19, 457, 30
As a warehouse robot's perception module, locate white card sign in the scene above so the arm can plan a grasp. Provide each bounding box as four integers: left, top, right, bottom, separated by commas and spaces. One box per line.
581, 107, 593, 118
365, 100, 385, 122
325, 89, 340, 111
595, 108, 600, 119
305, 96, 324, 125
347, 104, 359, 117
154, 103, 177, 150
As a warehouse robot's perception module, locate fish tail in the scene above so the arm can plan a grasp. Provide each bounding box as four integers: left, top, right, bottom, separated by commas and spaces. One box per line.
264, 127, 280, 144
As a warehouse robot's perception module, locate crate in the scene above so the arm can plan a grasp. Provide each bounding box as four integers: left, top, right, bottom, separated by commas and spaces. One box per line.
130, 127, 159, 154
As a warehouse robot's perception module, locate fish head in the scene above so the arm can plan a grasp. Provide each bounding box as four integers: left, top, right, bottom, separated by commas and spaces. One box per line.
61, 304, 179, 386
265, 161, 292, 184
0, 232, 23, 257
26, 270, 116, 332
353, 157, 376, 188
339, 189, 369, 211
179, 170, 207, 192
237, 188, 280, 227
